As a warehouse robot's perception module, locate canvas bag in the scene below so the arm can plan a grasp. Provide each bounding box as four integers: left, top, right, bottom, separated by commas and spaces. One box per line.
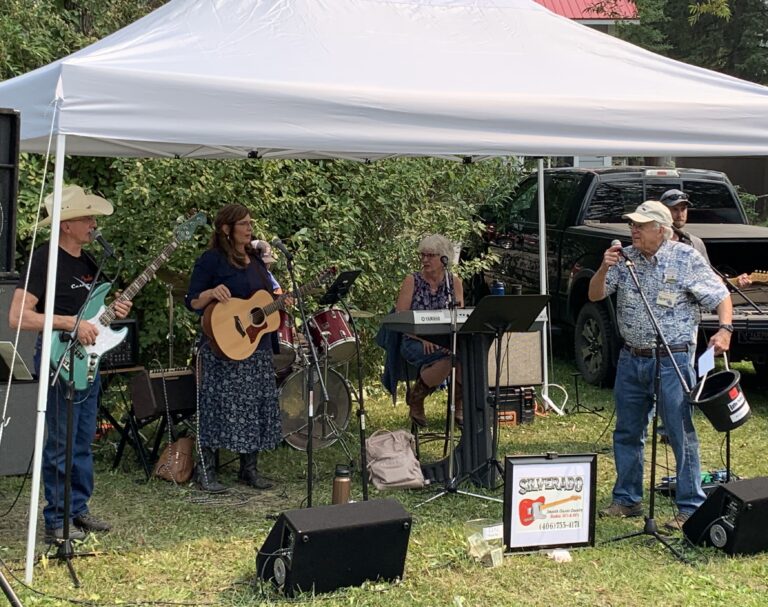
366, 429, 425, 490
153, 436, 195, 483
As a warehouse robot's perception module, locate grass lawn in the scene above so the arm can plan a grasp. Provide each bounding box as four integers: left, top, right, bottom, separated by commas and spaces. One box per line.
1, 356, 766, 606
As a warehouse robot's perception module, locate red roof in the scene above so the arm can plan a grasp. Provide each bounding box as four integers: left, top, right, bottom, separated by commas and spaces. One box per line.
535, 0, 637, 20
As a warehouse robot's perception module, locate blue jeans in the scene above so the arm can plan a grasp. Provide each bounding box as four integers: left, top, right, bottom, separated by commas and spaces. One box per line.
612, 349, 705, 514
36, 341, 99, 529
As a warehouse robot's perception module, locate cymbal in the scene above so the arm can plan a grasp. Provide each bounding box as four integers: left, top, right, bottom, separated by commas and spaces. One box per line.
348, 309, 375, 318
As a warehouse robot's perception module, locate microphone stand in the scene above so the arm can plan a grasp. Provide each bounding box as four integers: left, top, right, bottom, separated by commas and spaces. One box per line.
48, 243, 112, 587
606, 248, 692, 563
279, 245, 329, 508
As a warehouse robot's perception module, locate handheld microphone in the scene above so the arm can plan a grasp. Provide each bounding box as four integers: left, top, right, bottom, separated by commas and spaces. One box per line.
440, 255, 450, 267
611, 239, 629, 261
91, 229, 114, 257
271, 238, 293, 261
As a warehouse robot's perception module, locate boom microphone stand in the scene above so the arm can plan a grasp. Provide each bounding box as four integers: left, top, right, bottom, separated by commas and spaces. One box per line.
272, 239, 329, 508
605, 246, 692, 563
317, 270, 369, 500
48, 238, 113, 586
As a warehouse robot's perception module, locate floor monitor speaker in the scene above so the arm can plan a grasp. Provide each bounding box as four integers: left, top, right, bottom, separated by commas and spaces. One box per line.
256, 499, 411, 596
683, 477, 768, 555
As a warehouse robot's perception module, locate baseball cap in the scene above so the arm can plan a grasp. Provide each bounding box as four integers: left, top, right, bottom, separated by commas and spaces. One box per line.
251, 239, 277, 263
621, 200, 673, 227
659, 189, 690, 207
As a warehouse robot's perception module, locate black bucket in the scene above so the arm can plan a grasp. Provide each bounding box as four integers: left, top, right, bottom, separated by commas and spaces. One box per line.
689, 369, 751, 432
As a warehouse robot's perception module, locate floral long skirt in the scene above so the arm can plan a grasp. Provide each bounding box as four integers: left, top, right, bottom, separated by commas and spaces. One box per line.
198, 345, 282, 453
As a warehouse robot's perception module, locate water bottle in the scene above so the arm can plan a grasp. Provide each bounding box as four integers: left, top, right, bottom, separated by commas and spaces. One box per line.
331, 464, 351, 505
491, 280, 505, 296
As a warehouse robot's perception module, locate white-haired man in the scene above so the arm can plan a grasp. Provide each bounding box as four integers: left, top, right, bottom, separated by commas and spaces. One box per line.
588, 201, 732, 530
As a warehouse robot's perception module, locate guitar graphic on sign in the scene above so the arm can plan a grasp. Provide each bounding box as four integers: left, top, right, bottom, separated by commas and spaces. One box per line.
518, 495, 582, 526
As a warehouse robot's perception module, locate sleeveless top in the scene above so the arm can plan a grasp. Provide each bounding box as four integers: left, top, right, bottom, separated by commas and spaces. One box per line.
410, 272, 450, 310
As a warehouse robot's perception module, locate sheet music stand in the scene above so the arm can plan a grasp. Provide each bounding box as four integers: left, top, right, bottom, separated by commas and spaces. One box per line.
318, 270, 361, 306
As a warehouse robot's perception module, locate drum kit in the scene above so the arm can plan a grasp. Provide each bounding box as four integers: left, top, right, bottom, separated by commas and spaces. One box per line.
273, 305, 373, 450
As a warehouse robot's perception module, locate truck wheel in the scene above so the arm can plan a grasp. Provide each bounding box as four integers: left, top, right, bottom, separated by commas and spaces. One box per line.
574, 302, 616, 386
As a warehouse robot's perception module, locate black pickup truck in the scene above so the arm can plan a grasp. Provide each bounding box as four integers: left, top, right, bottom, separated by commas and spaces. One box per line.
466, 167, 768, 385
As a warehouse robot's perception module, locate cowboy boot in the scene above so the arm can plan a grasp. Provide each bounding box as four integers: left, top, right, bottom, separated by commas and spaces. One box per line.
194, 448, 228, 493
238, 452, 273, 489
406, 376, 433, 427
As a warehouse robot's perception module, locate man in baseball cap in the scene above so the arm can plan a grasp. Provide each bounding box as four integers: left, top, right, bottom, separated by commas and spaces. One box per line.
589, 199, 733, 530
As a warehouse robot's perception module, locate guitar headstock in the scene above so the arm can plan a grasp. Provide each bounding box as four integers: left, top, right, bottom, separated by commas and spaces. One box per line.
173, 211, 208, 241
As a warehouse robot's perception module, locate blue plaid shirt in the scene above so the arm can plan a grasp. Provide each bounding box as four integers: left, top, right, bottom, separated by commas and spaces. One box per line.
604, 240, 728, 348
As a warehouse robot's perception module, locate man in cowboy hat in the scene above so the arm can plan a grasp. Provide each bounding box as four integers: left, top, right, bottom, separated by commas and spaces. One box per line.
588, 200, 732, 531
8, 184, 132, 543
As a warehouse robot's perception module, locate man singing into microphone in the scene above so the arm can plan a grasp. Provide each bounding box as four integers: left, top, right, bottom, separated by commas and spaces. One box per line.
588, 200, 732, 530
8, 185, 132, 542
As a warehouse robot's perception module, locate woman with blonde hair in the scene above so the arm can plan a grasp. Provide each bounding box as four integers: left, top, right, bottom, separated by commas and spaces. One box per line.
395, 234, 463, 427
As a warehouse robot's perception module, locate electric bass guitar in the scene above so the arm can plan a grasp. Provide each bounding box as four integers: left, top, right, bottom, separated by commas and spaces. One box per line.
727, 270, 768, 286
202, 267, 336, 360
50, 212, 207, 391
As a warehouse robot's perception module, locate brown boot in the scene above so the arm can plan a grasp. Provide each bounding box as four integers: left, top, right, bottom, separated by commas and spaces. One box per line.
406, 377, 432, 427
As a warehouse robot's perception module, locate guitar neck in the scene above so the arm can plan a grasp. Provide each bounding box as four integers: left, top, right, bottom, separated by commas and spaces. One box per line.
260, 272, 330, 318
99, 238, 181, 325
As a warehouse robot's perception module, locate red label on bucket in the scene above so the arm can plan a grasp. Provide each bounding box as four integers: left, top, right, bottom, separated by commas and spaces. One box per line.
728, 387, 740, 400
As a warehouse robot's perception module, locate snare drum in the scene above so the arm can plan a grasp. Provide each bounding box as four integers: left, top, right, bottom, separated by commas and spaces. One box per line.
307, 308, 357, 365
272, 310, 297, 372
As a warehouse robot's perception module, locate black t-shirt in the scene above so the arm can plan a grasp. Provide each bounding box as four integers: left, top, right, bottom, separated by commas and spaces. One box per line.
18, 242, 100, 316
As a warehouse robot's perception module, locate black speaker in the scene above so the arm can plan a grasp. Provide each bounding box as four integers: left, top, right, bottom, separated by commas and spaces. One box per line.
256, 499, 411, 596
129, 368, 196, 420
0, 278, 37, 371
0, 109, 20, 274
0, 381, 38, 476
683, 477, 768, 555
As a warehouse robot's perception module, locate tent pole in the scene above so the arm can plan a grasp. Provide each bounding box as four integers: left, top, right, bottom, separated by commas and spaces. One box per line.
537, 159, 564, 416
24, 134, 67, 583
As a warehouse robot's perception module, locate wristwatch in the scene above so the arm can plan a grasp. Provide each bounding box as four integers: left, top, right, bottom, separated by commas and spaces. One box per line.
719, 324, 734, 333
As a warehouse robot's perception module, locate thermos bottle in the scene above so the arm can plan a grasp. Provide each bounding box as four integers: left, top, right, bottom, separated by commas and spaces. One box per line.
491, 280, 505, 296
332, 464, 351, 505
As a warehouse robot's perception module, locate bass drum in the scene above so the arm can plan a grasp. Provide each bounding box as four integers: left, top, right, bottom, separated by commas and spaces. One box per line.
279, 368, 351, 450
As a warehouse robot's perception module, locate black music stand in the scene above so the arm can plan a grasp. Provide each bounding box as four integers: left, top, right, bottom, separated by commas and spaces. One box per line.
418, 295, 548, 506
318, 270, 361, 306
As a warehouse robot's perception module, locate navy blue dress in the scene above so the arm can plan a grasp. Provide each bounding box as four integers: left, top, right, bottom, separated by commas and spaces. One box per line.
186, 249, 282, 453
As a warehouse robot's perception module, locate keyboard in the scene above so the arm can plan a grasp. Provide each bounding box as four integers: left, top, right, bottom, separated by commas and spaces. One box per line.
380, 308, 475, 335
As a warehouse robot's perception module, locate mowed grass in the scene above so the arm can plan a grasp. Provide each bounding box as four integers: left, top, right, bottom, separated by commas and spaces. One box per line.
1, 355, 766, 607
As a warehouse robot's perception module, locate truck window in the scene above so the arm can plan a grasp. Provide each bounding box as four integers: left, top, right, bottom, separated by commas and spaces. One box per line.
512, 174, 581, 226
681, 182, 743, 223
584, 181, 644, 223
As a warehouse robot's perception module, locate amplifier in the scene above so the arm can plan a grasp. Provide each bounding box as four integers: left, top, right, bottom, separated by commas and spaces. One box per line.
495, 386, 536, 426
488, 331, 543, 387
100, 319, 140, 369
130, 367, 196, 420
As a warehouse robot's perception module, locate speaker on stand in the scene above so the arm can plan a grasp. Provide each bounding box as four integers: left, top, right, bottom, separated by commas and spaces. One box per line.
256, 499, 412, 597
0, 108, 20, 276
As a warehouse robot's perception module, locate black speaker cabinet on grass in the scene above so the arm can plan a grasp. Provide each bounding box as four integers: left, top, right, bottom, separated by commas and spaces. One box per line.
256, 499, 411, 596
683, 477, 768, 555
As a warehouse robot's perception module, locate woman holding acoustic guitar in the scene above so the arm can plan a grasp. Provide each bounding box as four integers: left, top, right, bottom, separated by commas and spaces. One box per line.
185, 204, 281, 492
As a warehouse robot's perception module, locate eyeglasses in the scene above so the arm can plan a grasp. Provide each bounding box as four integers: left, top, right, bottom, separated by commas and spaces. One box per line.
627, 220, 653, 230
233, 220, 254, 227
419, 252, 439, 259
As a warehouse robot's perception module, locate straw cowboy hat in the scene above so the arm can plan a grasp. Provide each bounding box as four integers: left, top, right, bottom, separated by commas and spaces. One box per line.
38, 185, 114, 227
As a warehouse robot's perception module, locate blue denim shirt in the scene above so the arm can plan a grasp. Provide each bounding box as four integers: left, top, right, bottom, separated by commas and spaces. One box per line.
604, 240, 728, 348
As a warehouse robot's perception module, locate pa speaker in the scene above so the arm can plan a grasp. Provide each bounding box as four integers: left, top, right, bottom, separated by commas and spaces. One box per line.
256, 499, 411, 596
0, 109, 20, 274
683, 477, 768, 555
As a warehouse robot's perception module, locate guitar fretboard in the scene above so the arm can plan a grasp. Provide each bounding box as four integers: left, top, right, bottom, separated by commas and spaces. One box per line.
251, 270, 334, 322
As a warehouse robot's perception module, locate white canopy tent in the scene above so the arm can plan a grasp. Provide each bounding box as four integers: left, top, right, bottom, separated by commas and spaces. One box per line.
3, 0, 768, 583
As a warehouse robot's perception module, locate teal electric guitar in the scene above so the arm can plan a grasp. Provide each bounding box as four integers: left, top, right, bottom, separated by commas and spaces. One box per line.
51, 212, 207, 390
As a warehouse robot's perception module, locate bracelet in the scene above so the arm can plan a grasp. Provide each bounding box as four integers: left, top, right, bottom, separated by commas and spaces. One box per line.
719, 323, 734, 333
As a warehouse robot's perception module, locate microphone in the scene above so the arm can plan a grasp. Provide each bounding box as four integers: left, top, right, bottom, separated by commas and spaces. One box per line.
611, 239, 629, 261
91, 229, 114, 257
440, 255, 450, 267
271, 238, 293, 261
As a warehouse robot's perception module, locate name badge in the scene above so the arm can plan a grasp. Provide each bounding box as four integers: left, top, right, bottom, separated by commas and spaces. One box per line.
664, 270, 678, 284
656, 291, 677, 308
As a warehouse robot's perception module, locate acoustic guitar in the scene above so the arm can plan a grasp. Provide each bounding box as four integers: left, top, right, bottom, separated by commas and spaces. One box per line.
202, 267, 336, 360
727, 270, 768, 286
